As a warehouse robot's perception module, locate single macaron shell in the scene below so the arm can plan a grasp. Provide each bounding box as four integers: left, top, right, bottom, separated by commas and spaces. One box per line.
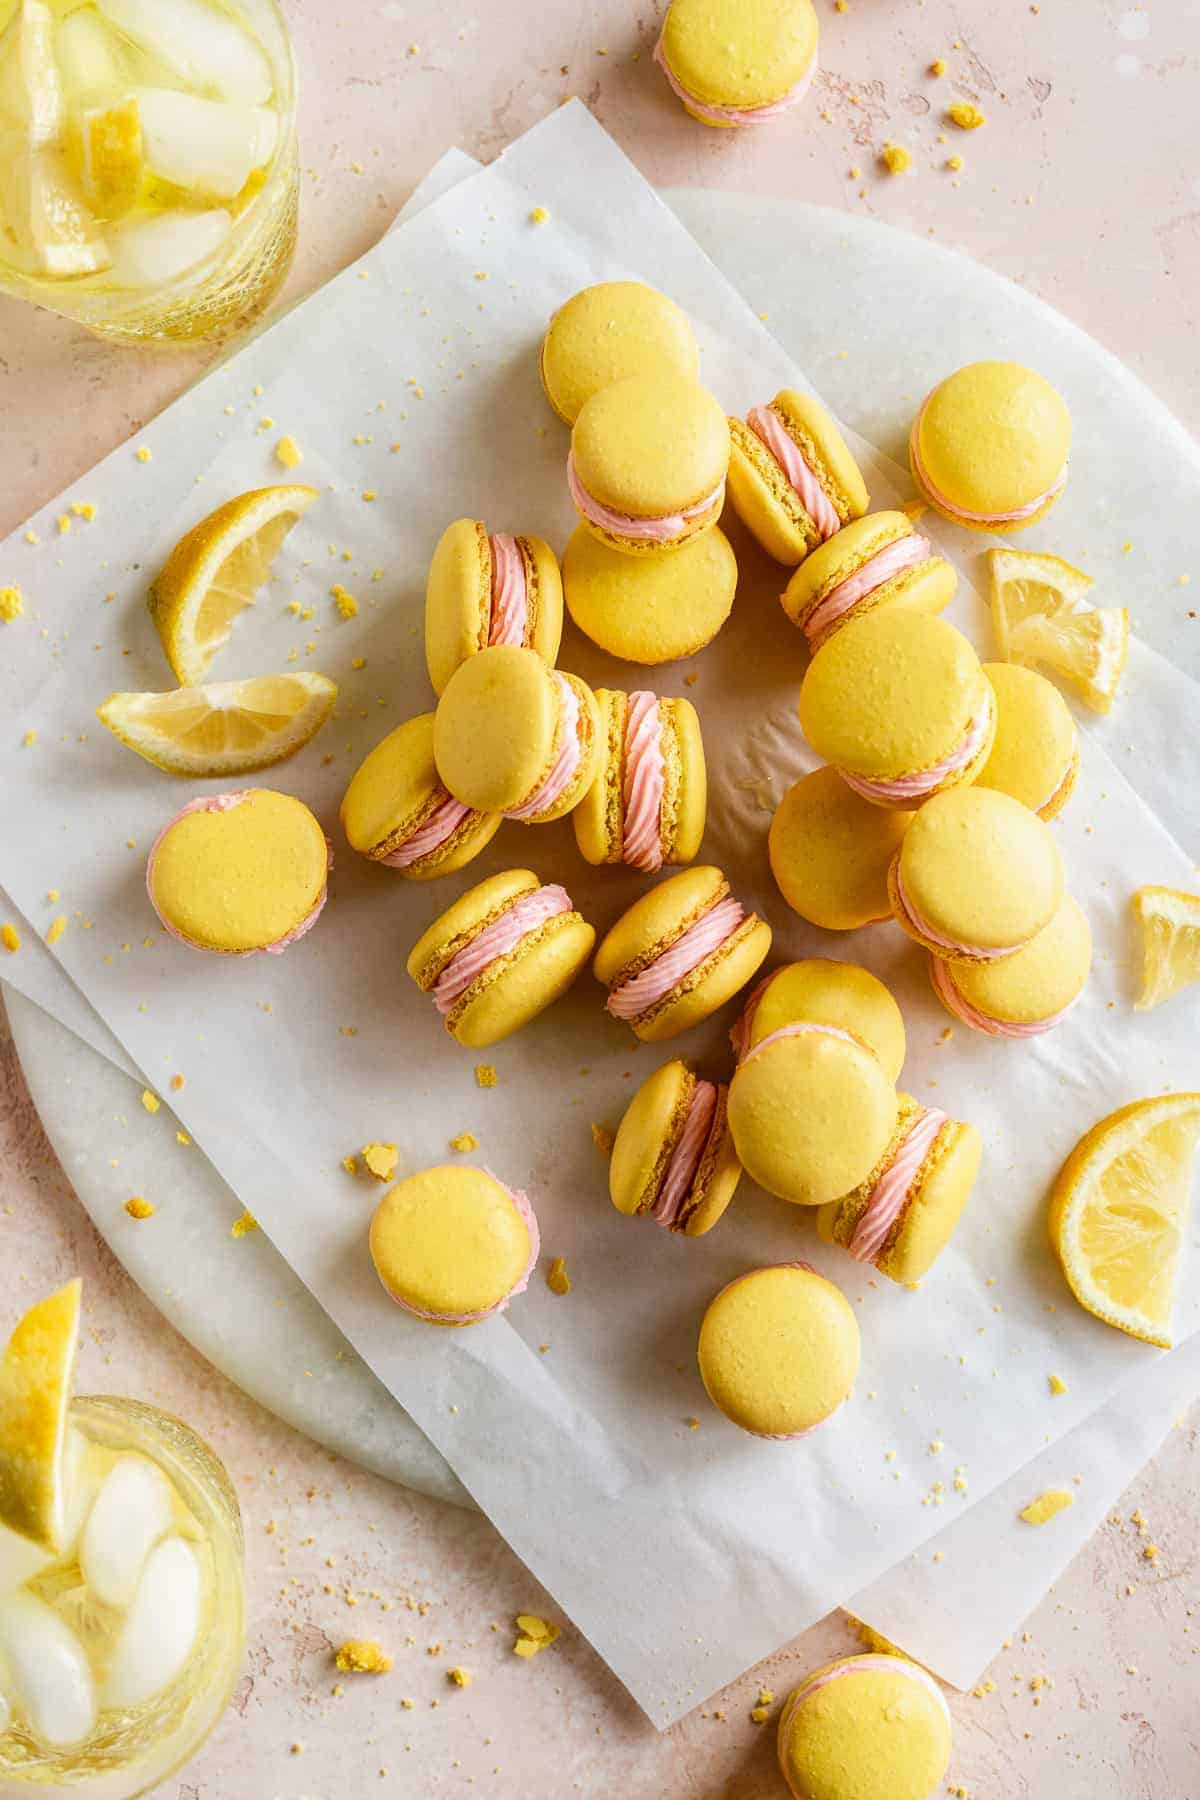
889, 786, 1064, 962
562, 523, 737, 664
539, 282, 699, 426
408, 868, 595, 1048
340, 713, 500, 879
727, 390, 869, 567
594, 865, 772, 1043
930, 892, 1091, 1037
909, 360, 1071, 533
424, 517, 563, 697
976, 662, 1079, 821
777, 1653, 952, 1800
609, 1059, 742, 1236
817, 1092, 982, 1285
769, 766, 913, 931
574, 689, 707, 872
434, 645, 602, 824
733, 959, 906, 1084
569, 373, 730, 556
147, 789, 328, 955
369, 1165, 538, 1326
697, 1264, 860, 1437
656, 0, 820, 128
782, 510, 957, 650
798, 611, 996, 809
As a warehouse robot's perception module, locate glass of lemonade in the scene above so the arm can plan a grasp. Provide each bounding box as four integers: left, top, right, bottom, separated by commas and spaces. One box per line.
0, 1396, 245, 1797
0, 0, 298, 343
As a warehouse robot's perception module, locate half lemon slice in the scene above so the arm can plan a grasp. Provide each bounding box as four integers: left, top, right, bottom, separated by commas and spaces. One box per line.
78, 93, 143, 220
98, 671, 338, 776
1133, 885, 1200, 1012
0, 1279, 81, 1552
989, 548, 1128, 715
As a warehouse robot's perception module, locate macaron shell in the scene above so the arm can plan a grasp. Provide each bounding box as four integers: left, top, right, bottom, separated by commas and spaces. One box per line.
882, 1119, 982, 1285
661, 0, 819, 109
520, 673, 603, 824
339, 713, 502, 877
769, 766, 912, 930
571, 374, 730, 521
668, 696, 708, 862
434, 647, 600, 819
449, 912, 596, 1048
573, 692, 707, 868
697, 1265, 860, 1438
778, 1655, 952, 1800
892, 787, 1064, 958
594, 865, 728, 987
609, 1059, 693, 1217
683, 1112, 742, 1235
728, 392, 869, 568
747, 960, 906, 1084
977, 662, 1079, 820
573, 687, 625, 864
540, 282, 698, 425
563, 524, 737, 663
523, 534, 566, 668
635, 914, 772, 1043
944, 892, 1092, 1023
913, 360, 1071, 519
425, 518, 489, 697
407, 868, 540, 987
149, 790, 327, 954
369, 1166, 532, 1321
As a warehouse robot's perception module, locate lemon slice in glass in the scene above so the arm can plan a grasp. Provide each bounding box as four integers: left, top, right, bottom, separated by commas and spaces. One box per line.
988, 548, 1129, 714
98, 671, 338, 776
78, 93, 143, 220
0, 1279, 81, 1552
1133, 885, 1200, 1012
1048, 1095, 1200, 1347
148, 484, 318, 685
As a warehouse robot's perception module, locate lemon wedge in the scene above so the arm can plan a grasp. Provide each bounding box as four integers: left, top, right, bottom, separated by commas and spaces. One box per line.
0, 1279, 81, 1552
98, 671, 337, 776
78, 93, 143, 220
1048, 1095, 1200, 1347
1132, 885, 1200, 1012
148, 484, 318, 685
988, 548, 1129, 714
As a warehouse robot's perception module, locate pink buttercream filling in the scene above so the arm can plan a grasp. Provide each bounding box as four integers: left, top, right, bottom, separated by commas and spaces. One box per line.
840, 688, 993, 804
621, 692, 666, 873
487, 533, 529, 648
803, 533, 933, 643
607, 895, 746, 1022
653, 1079, 719, 1229
653, 33, 817, 124
848, 1105, 947, 1265
780, 1656, 951, 1749
389, 1177, 541, 1324
894, 861, 1016, 961
381, 791, 472, 869
746, 405, 841, 540
729, 968, 774, 1061
505, 674, 582, 822
930, 952, 1077, 1037
567, 450, 726, 546
910, 394, 1069, 526
432, 884, 572, 1014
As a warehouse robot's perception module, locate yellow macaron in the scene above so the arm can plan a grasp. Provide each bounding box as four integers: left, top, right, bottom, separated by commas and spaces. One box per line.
889, 786, 1065, 963
424, 517, 563, 697
930, 891, 1091, 1036
976, 662, 1079, 820
434, 645, 602, 825
407, 869, 595, 1048
539, 282, 699, 426
147, 789, 328, 955
798, 611, 996, 809
369, 1166, 538, 1326
568, 373, 730, 556
574, 689, 707, 872
339, 713, 500, 879
727, 390, 868, 566
909, 360, 1071, 532
777, 1653, 952, 1800
817, 1092, 982, 1284
594, 865, 771, 1043
656, 0, 820, 129
769, 766, 913, 930
697, 1264, 860, 1437
562, 523, 737, 664
731, 959, 906, 1084
782, 510, 957, 650
608, 1059, 741, 1236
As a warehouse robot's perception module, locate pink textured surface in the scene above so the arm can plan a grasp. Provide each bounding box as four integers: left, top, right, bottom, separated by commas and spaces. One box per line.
2, 3, 1199, 1793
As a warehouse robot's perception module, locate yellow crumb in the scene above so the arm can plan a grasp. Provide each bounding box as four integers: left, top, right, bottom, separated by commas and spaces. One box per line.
176, 1131, 192, 1147
340, 1153, 359, 1176
0, 586, 24, 622
448, 1666, 472, 1688
1048, 1374, 1067, 1396
135, 446, 152, 462
948, 102, 986, 129
362, 490, 377, 503
71, 501, 96, 520
57, 514, 71, 535
336, 1639, 394, 1674
474, 271, 488, 281
946, 154, 964, 171
276, 436, 303, 468
684, 671, 699, 686
930, 58, 947, 75
331, 584, 359, 619
848, 1615, 910, 1660
171, 1073, 185, 1091
141, 1089, 160, 1114
47, 889, 59, 902
475, 1064, 497, 1088
834, 0, 848, 10
449, 1132, 478, 1153
45, 916, 67, 946
513, 1615, 560, 1658
231, 1210, 258, 1238
848, 165, 861, 179
529, 206, 549, 224
686, 1417, 700, 1430
546, 1257, 571, 1296
1143, 1544, 1160, 1562
750, 1704, 771, 1724
1020, 1489, 1074, 1526
881, 142, 912, 174
362, 1142, 399, 1182
590, 1121, 614, 1157
124, 1196, 155, 1220
23, 529, 39, 544
1, 923, 19, 954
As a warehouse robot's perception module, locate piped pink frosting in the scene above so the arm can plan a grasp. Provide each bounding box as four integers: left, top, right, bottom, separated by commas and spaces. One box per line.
847, 1105, 947, 1265
840, 688, 993, 804
506, 674, 581, 822
729, 969, 773, 1061
653, 34, 818, 125
381, 792, 472, 869
910, 394, 1069, 526
432, 884, 572, 1014
930, 952, 1077, 1037
389, 1177, 541, 1324
802, 533, 933, 643
779, 1655, 951, 1750
567, 450, 725, 546
653, 1079, 718, 1229
893, 861, 1016, 961
147, 792, 329, 956
621, 692, 666, 872
487, 533, 529, 647
607, 895, 745, 1022
746, 406, 840, 540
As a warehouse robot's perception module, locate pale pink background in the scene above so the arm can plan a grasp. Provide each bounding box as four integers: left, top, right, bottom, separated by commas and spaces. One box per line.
2, 3, 1199, 1795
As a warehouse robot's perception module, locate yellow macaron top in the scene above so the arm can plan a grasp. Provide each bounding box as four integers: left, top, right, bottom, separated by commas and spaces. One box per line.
799, 611, 988, 778
425, 519, 563, 697
571, 374, 730, 519
340, 713, 443, 854
149, 789, 327, 953
662, 0, 819, 109
609, 1058, 696, 1217
949, 892, 1092, 1022
593, 864, 728, 987
562, 523, 737, 664
746, 960, 906, 1084
783, 510, 919, 623
897, 787, 1064, 954
977, 663, 1078, 815
698, 1264, 860, 1437
407, 868, 541, 987
369, 1166, 532, 1318
540, 282, 699, 426
769, 767, 913, 931
778, 1653, 952, 1800
433, 644, 573, 815
915, 361, 1071, 514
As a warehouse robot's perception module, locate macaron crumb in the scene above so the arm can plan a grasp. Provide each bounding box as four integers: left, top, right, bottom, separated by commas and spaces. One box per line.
946, 154, 964, 171
1021, 1489, 1074, 1525
231, 1210, 258, 1238
45, 913, 67, 943
448, 1666, 472, 1688
848, 165, 861, 179
341, 1153, 359, 1176
276, 436, 303, 468
124, 1196, 155, 1220
546, 1257, 571, 1297
449, 1132, 478, 1153
881, 142, 913, 174
529, 206, 549, 224
475, 1064, 497, 1088
176, 1131, 191, 1147
1, 925, 19, 953
135, 446, 152, 463
513, 1615, 559, 1657
948, 102, 986, 129
361, 1142, 400, 1182
332, 584, 359, 618
1048, 1374, 1067, 1396
0, 586, 25, 621
590, 1122, 615, 1157
141, 1089, 160, 1114
686, 1417, 701, 1430
929, 58, 947, 75
336, 1639, 394, 1674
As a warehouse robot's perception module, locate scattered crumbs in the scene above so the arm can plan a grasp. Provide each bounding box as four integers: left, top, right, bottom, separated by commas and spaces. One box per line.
47, 889, 59, 902
1, 925, 19, 954
46, 916, 67, 946
176, 1131, 192, 1147
362, 490, 377, 503
351, 656, 367, 670
401, 1697, 415, 1710
881, 143, 912, 174
371, 568, 383, 583
686, 1417, 701, 1430
449, 1131, 478, 1153
590, 1121, 614, 1157
23, 529, 39, 544
1122, 540, 1133, 555
141, 1089, 160, 1114
529, 205, 549, 224
946, 154, 964, 171
684, 671, 699, 686
473, 271, 489, 281
135, 446, 152, 463
361, 1142, 399, 1182
124, 1196, 155, 1220
331, 584, 359, 619
0, 586, 24, 622
289, 1743, 303, 1757
276, 435, 303, 468
929, 58, 947, 75
513, 1615, 560, 1658
448, 1667, 472, 1688
1020, 1489, 1074, 1526
336, 1639, 394, 1674
170, 1073, 185, 1092
928, 1438, 944, 1454
1048, 1374, 1067, 1396
231, 1210, 258, 1238
848, 165, 861, 179
932, 1551, 945, 1563
546, 1257, 571, 1297
57, 513, 72, 535
339, 1024, 357, 1037
834, 0, 848, 10
948, 102, 986, 129
253, 384, 264, 396
1143, 1544, 1160, 1562
475, 1064, 497, 1088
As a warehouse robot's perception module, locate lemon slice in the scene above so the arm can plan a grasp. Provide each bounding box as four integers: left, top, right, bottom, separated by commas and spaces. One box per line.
0, 1279, 81, 1552
78, 93, 143, 220
988, 548, 1129, 714
1133, 885, 1200, 1012
1048, 1095, 1200, 1347
0, 0, 64, 144
98, 671, 338, 775
147, 484, 318, 685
